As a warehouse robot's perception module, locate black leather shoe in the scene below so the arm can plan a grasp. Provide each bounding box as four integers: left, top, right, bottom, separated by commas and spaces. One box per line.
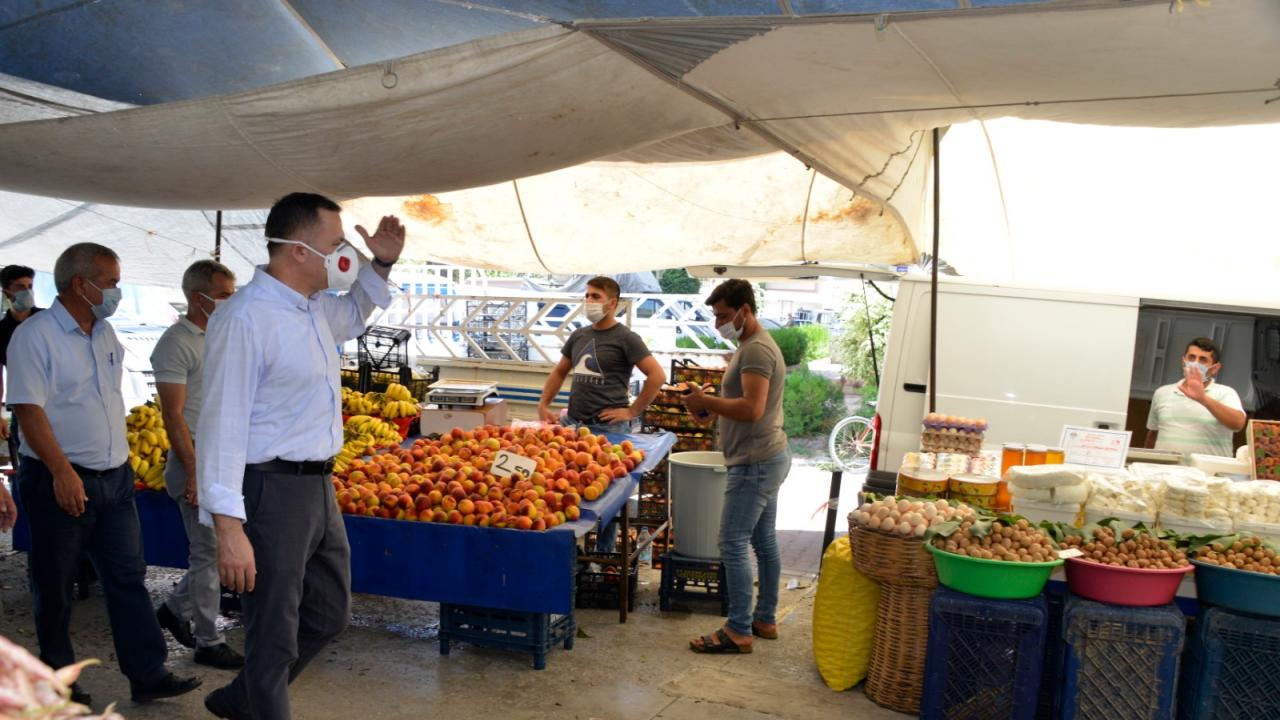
204, 686, 252, 720
69, 683, 92, 707
195, 643, 245, 669
130, 672, 202, 703
156, 604, 196, 649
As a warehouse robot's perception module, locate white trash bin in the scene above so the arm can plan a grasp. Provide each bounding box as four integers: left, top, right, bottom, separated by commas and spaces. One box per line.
669, 451, 728, 560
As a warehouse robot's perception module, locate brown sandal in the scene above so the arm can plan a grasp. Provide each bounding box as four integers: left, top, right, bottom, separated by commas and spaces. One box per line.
690, 628, 753, 654
751, 622, 778, 640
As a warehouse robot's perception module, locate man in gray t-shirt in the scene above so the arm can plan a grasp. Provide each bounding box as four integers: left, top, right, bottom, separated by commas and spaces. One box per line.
538, 276, 665, 552
682, 279, 790, 655
537, 276, 665, 431
149, 260, 244, 670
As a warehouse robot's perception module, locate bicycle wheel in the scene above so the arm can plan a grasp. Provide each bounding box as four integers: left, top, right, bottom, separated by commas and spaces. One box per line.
829, 416, 875, 473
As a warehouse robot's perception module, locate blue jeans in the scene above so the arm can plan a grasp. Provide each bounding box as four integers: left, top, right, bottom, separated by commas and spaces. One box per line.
561, 414, 636, 553
719, 449, 791, 636
16, 457, 168, 684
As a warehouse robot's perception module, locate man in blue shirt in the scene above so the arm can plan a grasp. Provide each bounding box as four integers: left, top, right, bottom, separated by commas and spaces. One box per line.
8, 243, 200, 706
199, 193, 402, 720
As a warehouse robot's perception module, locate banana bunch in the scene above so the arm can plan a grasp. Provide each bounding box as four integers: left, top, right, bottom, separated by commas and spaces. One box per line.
333, 435, 375, 474
341, 387, 380, 416
344, 414, 403, 448
380, 383, 418, 420
126, 403, 169, 491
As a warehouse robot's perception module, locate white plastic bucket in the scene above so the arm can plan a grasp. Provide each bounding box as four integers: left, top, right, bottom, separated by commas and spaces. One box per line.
669, 451, 728, 560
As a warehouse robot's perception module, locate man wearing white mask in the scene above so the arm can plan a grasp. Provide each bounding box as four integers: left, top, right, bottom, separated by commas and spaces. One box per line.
150, 259, 243, 669
682, 279, 789, 655
1145, 337, 1246, 457
9, 243, 201, 706
537, 276, 664, 552
1, 264, 42, 455
199, 193, 403, 720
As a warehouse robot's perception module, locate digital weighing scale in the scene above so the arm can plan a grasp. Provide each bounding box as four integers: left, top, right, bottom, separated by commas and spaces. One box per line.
425, 380, 498, 408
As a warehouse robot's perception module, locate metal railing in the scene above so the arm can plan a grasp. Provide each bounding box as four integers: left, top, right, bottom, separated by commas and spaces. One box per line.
364, 290, 730, 367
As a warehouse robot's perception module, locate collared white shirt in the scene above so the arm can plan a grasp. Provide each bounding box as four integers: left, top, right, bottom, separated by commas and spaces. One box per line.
7, 298, 128, 470
197, 264, 391, 524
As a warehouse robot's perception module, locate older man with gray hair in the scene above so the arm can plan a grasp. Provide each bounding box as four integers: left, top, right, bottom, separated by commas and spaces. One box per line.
8, 242, 200, 706
151, 259, 244, 670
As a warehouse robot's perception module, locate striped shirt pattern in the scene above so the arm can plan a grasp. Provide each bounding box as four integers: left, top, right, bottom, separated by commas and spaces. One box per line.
1146, 381, 1243, 458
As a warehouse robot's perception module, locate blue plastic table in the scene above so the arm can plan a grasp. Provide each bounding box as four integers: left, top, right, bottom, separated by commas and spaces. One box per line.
10, 431, 675, 616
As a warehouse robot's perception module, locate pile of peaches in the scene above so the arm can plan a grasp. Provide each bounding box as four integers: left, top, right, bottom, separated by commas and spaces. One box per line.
332, 424, 645, 531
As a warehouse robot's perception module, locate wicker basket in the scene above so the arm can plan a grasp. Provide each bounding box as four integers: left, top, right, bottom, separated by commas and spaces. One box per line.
848, 525, 938, 588
865, 582, 932, 714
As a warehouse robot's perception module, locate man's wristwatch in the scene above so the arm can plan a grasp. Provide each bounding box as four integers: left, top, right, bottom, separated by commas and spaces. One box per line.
372, 256, 396, 269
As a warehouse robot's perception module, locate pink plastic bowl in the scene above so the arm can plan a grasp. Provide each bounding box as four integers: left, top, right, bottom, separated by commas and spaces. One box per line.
1064, 557, 1194, 606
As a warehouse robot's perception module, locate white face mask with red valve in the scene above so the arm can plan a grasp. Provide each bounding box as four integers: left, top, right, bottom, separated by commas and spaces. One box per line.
271, 238, 360, 290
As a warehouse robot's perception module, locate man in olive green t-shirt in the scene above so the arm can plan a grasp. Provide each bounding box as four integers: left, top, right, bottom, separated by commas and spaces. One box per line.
682, 279, 790, 655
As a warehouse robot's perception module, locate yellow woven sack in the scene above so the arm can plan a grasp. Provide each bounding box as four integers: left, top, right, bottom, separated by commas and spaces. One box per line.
812, 536, 880, 691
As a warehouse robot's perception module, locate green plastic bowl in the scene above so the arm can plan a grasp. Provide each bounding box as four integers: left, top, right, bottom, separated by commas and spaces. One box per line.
927, 543, 1063, 599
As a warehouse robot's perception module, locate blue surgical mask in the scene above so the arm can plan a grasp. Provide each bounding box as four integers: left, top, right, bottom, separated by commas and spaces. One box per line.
1184, 360, 1210, 383
81, 279, 122, 320
8, 289, 34, 313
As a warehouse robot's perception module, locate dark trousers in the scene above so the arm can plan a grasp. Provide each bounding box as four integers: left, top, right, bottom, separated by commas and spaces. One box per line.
220, 467, 351, 720
15, 457, 167, 684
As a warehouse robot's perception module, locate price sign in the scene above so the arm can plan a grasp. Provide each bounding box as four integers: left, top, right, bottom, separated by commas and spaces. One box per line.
1059, 425, 1132, 469
491, 450, 537, 479
1058, 548, 1085, 560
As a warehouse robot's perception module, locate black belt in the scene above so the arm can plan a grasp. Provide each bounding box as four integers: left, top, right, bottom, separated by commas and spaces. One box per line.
72, 463, 127, 478
245, 458, 335, 476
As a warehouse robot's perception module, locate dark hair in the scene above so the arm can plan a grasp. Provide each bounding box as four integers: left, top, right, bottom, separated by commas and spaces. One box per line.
705, 279, 756, 314
0, 264, 34, 291
265, 192, 341, 254
586, 276, 621, 301
1187, 337, 1222, 364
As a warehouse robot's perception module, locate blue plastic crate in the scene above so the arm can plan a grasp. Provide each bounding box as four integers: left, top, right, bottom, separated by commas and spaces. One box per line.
1061, 595, 1185, 720
438, 603, 574, 670
1036, 583, 1067, 720
921, 587, 1048, 720
1180, 606, 1280, 720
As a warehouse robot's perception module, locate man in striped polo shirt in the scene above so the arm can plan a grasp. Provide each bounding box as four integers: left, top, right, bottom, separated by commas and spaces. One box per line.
1145, 337, 1246, 458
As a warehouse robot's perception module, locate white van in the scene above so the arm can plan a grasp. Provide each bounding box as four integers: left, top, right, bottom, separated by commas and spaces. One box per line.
867, 276, 1279, 489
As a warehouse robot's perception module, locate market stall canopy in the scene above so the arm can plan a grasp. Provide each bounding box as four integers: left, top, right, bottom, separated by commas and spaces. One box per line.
0, 1, 1276, 268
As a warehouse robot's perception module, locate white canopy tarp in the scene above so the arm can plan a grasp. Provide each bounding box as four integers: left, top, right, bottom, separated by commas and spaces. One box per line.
1, 0, 1277, 274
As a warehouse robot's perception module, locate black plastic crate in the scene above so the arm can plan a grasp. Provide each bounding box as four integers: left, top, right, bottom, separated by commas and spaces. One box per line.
575, 553, 638, 611
358, 325, 411, 371
637, 497, 668, 522
922, 587, 1048, 720
658, 552, 727, 616
1180, 606, 1280, 720
438, 603, 574, 670
340, 367, 436, 399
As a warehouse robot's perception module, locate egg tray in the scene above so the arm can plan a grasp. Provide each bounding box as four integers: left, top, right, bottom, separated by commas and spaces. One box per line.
921, 434, 983, 455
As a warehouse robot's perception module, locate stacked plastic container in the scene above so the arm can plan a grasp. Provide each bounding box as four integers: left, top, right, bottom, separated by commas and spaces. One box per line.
1036, 585, 1067, 720
922, 587, 1049, 720
1180, 607, 1280, 719
1059, 596, 1185, 720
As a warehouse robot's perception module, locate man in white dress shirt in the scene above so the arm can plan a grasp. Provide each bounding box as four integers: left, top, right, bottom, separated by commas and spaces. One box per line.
9, 243, 200, 707
199, 193, 403, 720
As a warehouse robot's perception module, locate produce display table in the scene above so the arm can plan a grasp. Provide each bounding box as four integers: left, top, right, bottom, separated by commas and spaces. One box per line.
11, 431, 676, 619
